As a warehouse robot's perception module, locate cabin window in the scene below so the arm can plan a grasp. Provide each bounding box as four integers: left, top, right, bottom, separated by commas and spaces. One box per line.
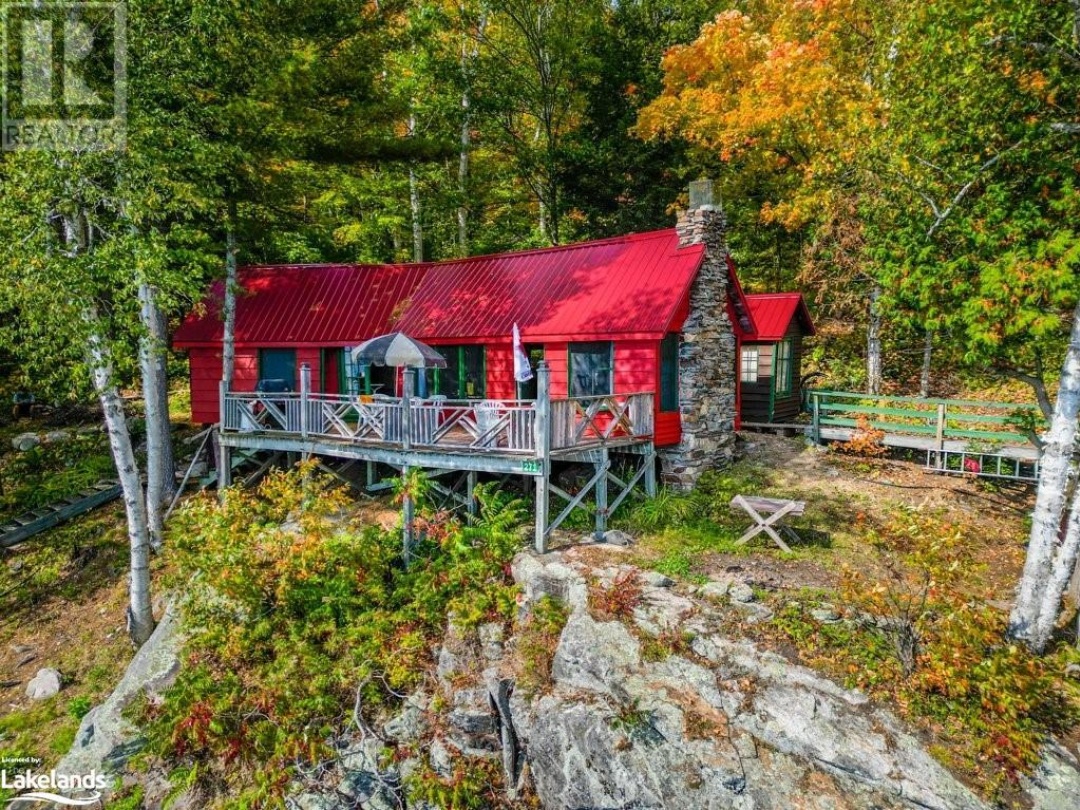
659, 334, 679, 412
741, 346, 759, 384
258, 349, 296, 390
569, 342, 613, 398
774, 339, 793, 395
436, 345, 486, 399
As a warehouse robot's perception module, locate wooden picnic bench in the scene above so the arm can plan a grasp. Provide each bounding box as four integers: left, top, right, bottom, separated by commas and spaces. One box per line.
730, 495, 806, 553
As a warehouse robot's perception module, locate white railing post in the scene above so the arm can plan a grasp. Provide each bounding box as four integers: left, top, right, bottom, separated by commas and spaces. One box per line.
219, 379, 228, 431
534, 361, 551, 553
300, 364, 311, 438
402, 367, 415, 451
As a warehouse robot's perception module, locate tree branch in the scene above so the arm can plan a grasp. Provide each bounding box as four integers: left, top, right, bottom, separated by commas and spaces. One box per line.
927, 141, 1022, 238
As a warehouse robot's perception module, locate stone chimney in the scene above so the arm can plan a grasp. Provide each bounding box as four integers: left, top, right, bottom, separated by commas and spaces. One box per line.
660, 179, 738, 489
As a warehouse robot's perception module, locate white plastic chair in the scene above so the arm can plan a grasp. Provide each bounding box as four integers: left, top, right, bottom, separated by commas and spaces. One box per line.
474, 400, 503, 448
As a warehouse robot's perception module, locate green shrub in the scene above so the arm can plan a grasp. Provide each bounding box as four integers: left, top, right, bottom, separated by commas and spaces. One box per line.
143, 464, 526, 805
770, 509, 1078, 796
514, 595, 569, 696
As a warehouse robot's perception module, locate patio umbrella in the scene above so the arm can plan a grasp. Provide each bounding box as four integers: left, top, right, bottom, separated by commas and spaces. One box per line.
351, 332, 447, 368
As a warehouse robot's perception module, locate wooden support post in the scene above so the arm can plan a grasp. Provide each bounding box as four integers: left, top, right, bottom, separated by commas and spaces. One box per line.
467, 470, 478, 518
935, 403, 947, 452
217, 381, 231, 493
402, 463, 414, 566
534, 361, 551, 554
644, 444, 657, 498
300, 363, 311, 438
594, 448, 609, 539
367, 461, 376, 489
402, 368, 415, 451
217, 436, 231, 492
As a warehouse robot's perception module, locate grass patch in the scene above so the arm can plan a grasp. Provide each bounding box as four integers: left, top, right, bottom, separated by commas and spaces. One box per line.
0, 432, 116, 523
514, 595, 569, 697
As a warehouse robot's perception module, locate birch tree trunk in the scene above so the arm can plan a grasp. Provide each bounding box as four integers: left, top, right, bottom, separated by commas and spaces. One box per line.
408, 113, 423, 263
87, 307, 156, 646
919, 329, 932, 398
867, 284, 883, 395
457, 95, 470, 256
1008, 298, 1080, 651
139, 282, 173, 551
221, 216, 238, 388
409, 165, 423, 263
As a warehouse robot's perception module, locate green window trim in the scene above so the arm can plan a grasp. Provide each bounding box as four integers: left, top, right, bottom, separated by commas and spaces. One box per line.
434, 345, 487, 399
659, 334, 680, 412
774, 338, 793, 396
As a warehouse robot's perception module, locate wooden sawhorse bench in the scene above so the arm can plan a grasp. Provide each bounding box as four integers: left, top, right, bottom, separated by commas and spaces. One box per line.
730, 495, 806, 553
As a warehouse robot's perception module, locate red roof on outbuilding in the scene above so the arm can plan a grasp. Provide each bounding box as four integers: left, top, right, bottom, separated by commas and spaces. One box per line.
743, 293, 816, 341
174, 229, 706, 347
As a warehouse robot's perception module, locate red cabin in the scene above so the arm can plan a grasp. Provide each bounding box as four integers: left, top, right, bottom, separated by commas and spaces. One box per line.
174, 188, 812, 491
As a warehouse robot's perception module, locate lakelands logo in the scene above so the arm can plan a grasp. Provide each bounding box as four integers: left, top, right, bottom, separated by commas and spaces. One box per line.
1, 762, 107, 807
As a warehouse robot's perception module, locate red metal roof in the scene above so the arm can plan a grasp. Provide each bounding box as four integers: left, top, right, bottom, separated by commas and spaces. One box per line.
174, 229, 706, 347
174, 264, 429, 347
743, 293, 816, 341
396, 230, 703, 341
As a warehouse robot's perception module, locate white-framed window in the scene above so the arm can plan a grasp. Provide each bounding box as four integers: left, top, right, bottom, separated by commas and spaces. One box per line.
741, 346, 759, 383
775, 338, 793, 395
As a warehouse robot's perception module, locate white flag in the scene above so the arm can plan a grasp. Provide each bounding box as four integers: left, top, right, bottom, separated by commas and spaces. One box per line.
513, 323, 534, 383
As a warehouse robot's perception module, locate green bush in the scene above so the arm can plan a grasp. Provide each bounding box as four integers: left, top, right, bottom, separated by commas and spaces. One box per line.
143, 464, 526, 806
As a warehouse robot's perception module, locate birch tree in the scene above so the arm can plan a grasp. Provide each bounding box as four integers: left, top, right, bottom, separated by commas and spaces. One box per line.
1009, 300, 1080, 651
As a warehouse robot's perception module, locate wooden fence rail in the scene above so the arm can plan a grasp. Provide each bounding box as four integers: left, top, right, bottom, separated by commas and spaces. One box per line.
808, 390, 1043, 449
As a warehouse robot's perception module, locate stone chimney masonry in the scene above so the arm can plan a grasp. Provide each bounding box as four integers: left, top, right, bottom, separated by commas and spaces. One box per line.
660, 179, 738, 489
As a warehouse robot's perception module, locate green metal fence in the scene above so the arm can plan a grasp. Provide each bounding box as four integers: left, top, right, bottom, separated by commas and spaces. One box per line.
807, 390, 1043, 448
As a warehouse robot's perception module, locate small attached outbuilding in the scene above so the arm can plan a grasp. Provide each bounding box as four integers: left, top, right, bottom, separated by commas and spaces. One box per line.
738, 293, 816, 424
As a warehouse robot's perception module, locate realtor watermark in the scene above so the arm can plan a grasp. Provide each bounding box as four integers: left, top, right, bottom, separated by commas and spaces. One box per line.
1, 2, 126, 151
1, 756, 106, 807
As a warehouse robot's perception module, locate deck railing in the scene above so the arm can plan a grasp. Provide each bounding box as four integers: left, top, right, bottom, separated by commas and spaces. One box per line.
550, 392, 655, 450
220, 366, 653, 458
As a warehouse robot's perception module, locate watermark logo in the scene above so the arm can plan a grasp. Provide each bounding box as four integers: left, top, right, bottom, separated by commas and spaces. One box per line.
1, 758, 106, 807
1, 2, 126, 151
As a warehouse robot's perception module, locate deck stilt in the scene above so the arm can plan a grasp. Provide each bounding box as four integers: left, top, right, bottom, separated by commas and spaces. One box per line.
402, 463, 414, 565
644, 444, 657, 497
467, 470, 478, 517
594, 448, 609, 539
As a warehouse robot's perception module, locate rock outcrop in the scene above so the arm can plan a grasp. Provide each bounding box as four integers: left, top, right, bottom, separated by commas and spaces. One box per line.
58, 602, 182, 779
506, 549, 989, 810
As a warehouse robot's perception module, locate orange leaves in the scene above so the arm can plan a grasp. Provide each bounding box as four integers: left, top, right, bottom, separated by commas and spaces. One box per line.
635, 0, 878, 230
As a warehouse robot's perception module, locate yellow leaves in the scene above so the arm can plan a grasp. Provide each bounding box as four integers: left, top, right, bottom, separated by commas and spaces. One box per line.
636, 0, 878, 230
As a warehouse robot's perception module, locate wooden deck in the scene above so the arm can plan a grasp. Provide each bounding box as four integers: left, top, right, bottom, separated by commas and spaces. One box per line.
217, 364, 658, 553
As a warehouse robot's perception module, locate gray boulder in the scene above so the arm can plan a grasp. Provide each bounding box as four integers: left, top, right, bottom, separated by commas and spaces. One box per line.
1024, 743, 1080, 810
12, 432, 39, 452
25, 667, 62, 700
58, 602, 182, 779
509, 552, 989, 810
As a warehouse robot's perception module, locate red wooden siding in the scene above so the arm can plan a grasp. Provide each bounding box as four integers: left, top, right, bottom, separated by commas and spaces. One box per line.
484, 344, 516, 400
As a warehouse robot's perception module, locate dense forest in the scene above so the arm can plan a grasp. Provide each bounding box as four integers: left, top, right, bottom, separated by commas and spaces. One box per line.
0, 0, 1077, 649
0, 0, 1076, 402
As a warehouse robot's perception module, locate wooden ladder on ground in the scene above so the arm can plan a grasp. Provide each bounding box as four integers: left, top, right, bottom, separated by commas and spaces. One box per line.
0, 480, 122, 550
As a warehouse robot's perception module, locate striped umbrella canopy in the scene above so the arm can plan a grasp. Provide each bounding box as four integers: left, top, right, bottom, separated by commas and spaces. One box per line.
351, 332, 447, 368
